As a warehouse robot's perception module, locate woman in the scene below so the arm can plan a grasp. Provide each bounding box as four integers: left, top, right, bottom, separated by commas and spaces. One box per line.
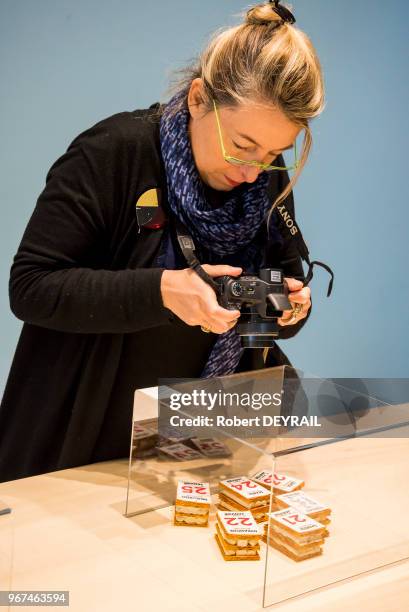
0, 1, 323, 482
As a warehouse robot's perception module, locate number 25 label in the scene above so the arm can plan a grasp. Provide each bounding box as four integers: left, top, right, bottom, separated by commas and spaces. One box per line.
182, 485, 206, 495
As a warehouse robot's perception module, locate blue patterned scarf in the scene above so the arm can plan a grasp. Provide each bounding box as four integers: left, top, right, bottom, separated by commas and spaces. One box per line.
159, 91, 272, 378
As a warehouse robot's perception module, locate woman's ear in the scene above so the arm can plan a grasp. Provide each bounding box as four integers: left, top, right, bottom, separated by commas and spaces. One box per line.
187, 78, 206, 118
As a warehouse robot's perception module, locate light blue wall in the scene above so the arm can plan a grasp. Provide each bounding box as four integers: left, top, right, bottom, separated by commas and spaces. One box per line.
1, 1, 408, 397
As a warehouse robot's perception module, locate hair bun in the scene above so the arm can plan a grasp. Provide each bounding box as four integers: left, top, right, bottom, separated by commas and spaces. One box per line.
245, 2, 295, 27
246, 4, 282, 26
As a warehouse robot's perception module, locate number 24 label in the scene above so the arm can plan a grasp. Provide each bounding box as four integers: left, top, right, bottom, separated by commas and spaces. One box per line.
231, 480, 257, 491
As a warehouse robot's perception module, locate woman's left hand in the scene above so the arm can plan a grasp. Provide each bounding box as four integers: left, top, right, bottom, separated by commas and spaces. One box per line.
278, 278, 311, 327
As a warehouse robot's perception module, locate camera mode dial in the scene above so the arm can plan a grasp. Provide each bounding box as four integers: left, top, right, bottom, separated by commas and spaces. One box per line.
231, 281, 243, 297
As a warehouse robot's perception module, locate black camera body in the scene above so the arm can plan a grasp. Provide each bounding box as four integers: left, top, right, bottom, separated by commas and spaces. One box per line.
214, 268, 292, 348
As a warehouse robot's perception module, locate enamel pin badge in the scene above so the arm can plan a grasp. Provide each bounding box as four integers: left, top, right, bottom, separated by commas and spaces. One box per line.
135, 187, 166, 230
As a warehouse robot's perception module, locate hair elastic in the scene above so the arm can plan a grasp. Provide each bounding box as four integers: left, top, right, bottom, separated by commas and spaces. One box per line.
269, 0, 296, 25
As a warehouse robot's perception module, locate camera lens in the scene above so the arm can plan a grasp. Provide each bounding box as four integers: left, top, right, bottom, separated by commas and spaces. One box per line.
241, 336, 276, 348
236, 321, 279, 348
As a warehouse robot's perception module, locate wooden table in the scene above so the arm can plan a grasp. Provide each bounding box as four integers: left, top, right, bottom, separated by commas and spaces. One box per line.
1, 437, 409, 611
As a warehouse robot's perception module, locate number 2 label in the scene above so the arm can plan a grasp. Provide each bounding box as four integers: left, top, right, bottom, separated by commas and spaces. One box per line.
283, 513, 306, 526
225, 517, 252, 526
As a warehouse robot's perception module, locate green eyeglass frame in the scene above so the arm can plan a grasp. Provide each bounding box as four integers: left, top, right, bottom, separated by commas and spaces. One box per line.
212, 98, 299, 172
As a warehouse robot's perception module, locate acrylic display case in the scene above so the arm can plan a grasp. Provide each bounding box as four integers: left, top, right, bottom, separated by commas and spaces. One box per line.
125, 366, 409, 608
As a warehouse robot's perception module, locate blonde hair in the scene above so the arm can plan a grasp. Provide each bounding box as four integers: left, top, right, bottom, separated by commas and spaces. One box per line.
163, 2, 325, 218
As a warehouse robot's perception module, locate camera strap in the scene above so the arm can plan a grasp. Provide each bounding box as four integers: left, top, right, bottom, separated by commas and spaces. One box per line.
272, 201, 334, 296
174, 219, 219, 292
175, 207, 334, 297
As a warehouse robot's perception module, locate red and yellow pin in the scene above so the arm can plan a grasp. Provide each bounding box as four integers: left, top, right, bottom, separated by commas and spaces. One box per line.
135, 188, 166, 230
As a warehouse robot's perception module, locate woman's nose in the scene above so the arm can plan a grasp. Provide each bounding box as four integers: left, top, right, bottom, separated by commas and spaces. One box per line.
239, 165, 261, 183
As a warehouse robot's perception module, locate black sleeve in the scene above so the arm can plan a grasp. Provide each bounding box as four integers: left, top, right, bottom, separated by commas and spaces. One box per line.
8, 117, 173, 334
265, 163, 312, 340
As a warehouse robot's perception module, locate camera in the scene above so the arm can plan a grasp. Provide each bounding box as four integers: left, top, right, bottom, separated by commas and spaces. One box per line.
214, 268, 292, 348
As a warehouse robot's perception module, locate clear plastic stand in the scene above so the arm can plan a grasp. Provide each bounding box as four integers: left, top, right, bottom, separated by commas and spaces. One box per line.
125, 366, 285, 517
125, 365, 409, 608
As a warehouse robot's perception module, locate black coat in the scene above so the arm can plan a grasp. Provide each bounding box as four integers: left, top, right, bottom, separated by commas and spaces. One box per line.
0, 104, 308, 482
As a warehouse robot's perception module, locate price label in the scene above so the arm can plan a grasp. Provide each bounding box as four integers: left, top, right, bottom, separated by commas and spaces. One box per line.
181, 485, 207, 495
221, 477, 269, 499
177, 480, 211, 504
272, 473, 304, 492
132, 423, 156, 440
225, 516, 253, 526
218, 511, 259, 535
277, 491, 329, 514
282, 513, 306, 526
159, 443, 202, 461
270, 508, 322, 533
231, 480, 257, 491
252, 470, 304, 492
251, 470, 273, 487
191, 438, 232, 457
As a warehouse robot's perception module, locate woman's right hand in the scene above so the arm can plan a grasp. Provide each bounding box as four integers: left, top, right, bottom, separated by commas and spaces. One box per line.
160, 264, 242, 334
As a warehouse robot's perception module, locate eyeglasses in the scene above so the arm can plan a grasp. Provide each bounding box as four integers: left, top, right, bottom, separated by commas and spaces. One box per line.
212, 98, 299, 172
